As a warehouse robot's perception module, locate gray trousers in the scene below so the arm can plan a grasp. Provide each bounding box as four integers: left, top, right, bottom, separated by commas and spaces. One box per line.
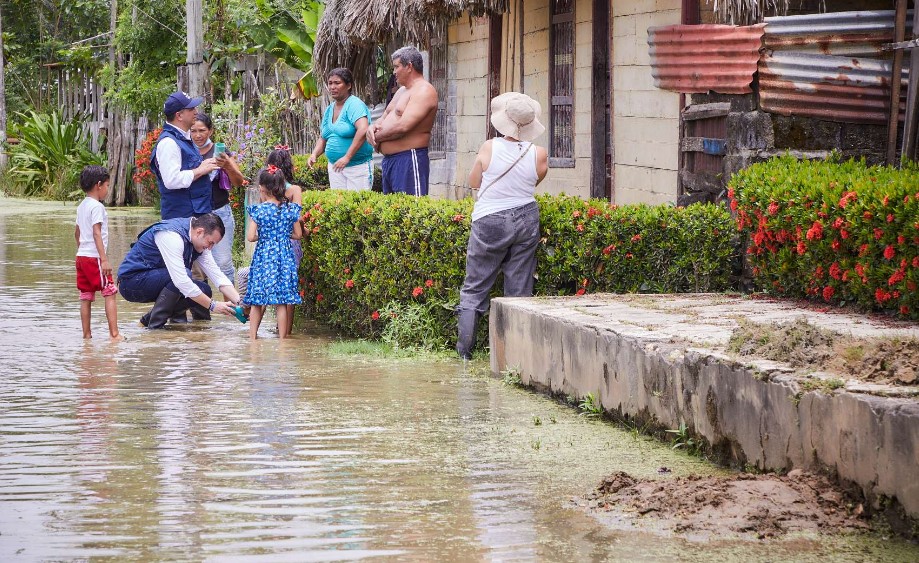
457, 202, 540, 357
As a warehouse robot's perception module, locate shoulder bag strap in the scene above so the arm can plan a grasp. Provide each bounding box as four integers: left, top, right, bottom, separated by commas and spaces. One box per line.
475, 142, 532, 200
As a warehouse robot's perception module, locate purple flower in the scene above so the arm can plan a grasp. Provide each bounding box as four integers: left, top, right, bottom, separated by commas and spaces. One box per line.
240, 143, 247, 150
245, 124, 250, 131
245, 132, 253, 139
259, 127, 265, 134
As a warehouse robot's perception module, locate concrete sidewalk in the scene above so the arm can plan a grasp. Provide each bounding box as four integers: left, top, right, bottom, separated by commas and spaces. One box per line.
489, 293, 919, 518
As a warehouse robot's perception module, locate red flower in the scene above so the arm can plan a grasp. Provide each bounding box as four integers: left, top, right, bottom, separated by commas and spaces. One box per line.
582, 278, 589, 287
316, 294, 324, 302
898, 235, 906, 245
913, 256, 919, 268
631, 234, 642, 242
805, 221, 823, 240
858, 244, 870, 256
576, 224, 585, 232
767, 202, 779, 216
424, 279, 434, 288
796, 241, 807, 255
730, 199, 738, 211
344, 267, 351, 274
299, 290, 304, 297
625, 253, 633, 259
838, 192, 857, 208
452, 214, 464, 222
602, 244, 616, 255
371, 310, 380, 321
822, 286, 834, 301
572, 210, 582, 218
727, 188, 735, 199
883, 195, 890, 206
887, 213, 895, 223
345, 279, 355, 289
840, 229, 850, 239
884, 245, 895, 260
753, 232, 765, 246
832, 217, 845, 229
900, 306, 910, 315
889, 270, 904, 286
874, 228, 884, 240
412, 287, 423, 298
830, 262, 842, 280
575, 289, 586, 296
831, 239, 840, 251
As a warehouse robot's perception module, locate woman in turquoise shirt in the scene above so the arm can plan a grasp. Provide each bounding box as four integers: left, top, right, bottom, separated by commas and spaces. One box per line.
307, 68, 374, 190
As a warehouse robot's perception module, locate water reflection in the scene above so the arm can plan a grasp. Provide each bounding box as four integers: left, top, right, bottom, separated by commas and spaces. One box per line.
1, 200, 917, 562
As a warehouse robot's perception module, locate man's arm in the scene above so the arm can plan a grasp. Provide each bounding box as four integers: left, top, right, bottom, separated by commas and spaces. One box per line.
367, 91, 401, 147
196, 250, 241, 305
157, 137, 219, 190
374, 87, 437, 143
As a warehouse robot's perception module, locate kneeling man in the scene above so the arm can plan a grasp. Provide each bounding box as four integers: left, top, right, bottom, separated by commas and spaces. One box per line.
118, 213, 242, 328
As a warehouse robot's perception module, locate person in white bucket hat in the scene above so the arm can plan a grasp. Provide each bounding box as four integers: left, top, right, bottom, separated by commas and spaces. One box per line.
456, 92, 549, 360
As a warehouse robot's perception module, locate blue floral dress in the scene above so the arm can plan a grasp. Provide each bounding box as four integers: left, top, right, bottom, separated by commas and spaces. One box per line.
243, 202, 303, 306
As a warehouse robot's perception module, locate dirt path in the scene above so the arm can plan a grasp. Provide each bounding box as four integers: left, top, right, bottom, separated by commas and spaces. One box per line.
580, 470, 869, 540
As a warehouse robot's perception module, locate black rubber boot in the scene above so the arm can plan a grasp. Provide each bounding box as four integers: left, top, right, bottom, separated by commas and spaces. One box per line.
189, 301, 211, 321
143, 287, 186, 329
456, 309, 481, 360
170, 310, 190, 324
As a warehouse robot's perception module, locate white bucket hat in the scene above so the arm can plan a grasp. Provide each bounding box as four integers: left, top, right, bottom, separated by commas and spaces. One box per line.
490, 92, 545, 142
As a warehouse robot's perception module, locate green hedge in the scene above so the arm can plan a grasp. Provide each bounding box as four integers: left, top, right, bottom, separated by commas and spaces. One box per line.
297, 190, 736, 348
728, 155, 919, 319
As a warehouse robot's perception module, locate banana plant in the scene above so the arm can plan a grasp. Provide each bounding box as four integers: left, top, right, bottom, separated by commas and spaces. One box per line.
253, 0, 325, 99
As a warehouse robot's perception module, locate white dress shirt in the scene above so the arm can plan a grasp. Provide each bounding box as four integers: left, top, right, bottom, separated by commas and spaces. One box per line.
153, 224, 232, 298
155, 123, 196, 190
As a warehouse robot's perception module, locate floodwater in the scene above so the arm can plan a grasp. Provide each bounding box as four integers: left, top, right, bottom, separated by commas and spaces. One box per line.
1, 197, 917, 561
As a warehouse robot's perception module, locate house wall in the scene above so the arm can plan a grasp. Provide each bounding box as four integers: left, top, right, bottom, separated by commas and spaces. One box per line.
439, 0, 683, 204
611, 1, 681, 205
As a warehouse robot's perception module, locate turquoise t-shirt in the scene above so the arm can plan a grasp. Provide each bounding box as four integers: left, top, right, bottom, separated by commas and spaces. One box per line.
321, 96, 373, 166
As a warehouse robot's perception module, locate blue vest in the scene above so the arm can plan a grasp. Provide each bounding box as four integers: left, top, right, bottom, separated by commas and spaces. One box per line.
150, 124, 212, 219
117, 218, 201, 280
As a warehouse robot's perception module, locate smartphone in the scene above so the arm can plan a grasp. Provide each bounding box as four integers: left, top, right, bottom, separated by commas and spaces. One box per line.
214, 142, 227, 157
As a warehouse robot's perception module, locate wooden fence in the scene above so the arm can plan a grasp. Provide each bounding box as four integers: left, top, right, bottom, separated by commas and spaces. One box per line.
53, 57, 323, 206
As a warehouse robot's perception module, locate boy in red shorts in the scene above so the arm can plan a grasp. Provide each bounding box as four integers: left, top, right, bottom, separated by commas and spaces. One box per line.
75, 165, 123, 341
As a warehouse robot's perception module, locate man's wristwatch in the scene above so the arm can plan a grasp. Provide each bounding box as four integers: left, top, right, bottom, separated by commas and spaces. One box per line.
209, 300, 217, 312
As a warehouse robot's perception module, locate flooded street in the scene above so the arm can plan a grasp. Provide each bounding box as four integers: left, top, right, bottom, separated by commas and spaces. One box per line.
0, 198, 916, 561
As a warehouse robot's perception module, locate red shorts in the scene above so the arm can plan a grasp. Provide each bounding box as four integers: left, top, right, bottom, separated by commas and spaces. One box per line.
76, 256, 118, 301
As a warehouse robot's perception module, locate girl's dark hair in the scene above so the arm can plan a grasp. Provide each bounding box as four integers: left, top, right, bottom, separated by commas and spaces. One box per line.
328, 67, 354, 87
194, 112, 213, 130
257, 167, 289, 204
265, 149, 295, 183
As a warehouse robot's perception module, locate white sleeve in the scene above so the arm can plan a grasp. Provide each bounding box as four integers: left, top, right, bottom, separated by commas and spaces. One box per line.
156, 137, 195, 190
195, 250, 232, 289
154, 230, 202, 298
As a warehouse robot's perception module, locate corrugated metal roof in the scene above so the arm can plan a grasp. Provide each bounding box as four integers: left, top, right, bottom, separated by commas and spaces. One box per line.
759, 11, 909, 125
763, 10, 913, 58
648, 24, 765, 94
759, 51, 908, 124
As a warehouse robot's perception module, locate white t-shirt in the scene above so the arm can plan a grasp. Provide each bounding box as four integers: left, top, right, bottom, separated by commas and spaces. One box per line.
75, 197, 108, 257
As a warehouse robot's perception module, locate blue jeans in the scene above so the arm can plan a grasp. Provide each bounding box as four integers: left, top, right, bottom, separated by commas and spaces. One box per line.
119, 268, 212, 304
456, 202, 540, 357
211, 204, 236, 281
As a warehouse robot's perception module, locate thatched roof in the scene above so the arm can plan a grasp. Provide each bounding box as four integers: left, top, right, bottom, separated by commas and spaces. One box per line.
709, 0, 795, 26
315, 0, 507, 98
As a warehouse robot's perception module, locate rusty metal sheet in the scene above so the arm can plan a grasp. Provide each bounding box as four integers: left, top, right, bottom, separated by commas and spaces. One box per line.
648, 24, 765, 94
763, 10, 913, 58
759, 51, 909, 124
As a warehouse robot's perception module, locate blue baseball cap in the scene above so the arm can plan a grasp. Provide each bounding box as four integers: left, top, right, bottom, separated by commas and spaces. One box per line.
163, 91, 204, 115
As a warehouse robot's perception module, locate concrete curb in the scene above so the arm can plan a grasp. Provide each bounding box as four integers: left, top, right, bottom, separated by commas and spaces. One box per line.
489, 294, 919, 518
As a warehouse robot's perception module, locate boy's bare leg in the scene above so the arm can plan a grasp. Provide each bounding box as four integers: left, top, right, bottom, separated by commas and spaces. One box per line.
277, 306, 290, 339
80, 300, 93, 339
249, 306, 264, 340
104, 294, 123, 341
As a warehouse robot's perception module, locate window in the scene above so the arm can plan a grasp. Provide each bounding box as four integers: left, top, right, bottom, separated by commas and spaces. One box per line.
429, 39, 448, 159
550, 0, 575, 167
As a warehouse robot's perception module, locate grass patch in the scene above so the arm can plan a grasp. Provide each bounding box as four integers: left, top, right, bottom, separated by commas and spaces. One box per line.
326, 339, 457, 361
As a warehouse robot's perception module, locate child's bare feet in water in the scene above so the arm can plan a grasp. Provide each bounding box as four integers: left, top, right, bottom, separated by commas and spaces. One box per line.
110, 333, 125, 342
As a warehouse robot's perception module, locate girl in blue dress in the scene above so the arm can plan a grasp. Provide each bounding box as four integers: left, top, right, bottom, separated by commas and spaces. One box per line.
244, 165, 303, 339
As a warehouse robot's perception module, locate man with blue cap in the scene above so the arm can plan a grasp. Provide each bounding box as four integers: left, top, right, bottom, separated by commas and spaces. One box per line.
150, 91, 220, 219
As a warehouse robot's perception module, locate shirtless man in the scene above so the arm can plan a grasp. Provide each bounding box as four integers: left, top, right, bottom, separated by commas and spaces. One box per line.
367, 46, 439, 196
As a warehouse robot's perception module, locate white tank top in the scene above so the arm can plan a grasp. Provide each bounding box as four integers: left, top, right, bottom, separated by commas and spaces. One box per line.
471, 138, 538, 221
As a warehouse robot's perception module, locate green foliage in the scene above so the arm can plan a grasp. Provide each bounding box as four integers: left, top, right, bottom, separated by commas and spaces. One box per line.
7, 111, 103, 200
666, 422, 702, 455
378, 299, 451, 352
501, 366, 523, 387
578, 392, 602, 419
291, 154, 330, 189
297, 191, 736, 350
729, 155, 919, 319
252, 0, 324, 98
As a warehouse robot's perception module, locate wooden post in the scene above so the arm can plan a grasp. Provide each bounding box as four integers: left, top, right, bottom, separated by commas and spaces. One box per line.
901, 7, 919, 162
887, 0, 907, 166
590, 0, 611, 199
186, 0, 206, 97
0, 6, 7, 170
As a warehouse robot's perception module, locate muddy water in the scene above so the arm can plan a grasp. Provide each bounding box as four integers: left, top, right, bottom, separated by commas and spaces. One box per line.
1, 198, 916, 561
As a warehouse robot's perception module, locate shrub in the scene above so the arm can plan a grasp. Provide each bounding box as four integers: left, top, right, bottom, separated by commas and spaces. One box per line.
297, 191, 736, 349
7, 110, 103, 200
133, 127, 162, 206
291, 153, 330, 189
728, 154, 919, 319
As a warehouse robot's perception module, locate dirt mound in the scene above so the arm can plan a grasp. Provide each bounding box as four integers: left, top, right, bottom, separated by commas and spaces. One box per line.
580, 470, 868, 540
729, 319, 919, 385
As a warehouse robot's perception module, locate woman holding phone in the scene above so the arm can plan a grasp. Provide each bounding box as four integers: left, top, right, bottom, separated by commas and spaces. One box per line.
190, 113, 245, 281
